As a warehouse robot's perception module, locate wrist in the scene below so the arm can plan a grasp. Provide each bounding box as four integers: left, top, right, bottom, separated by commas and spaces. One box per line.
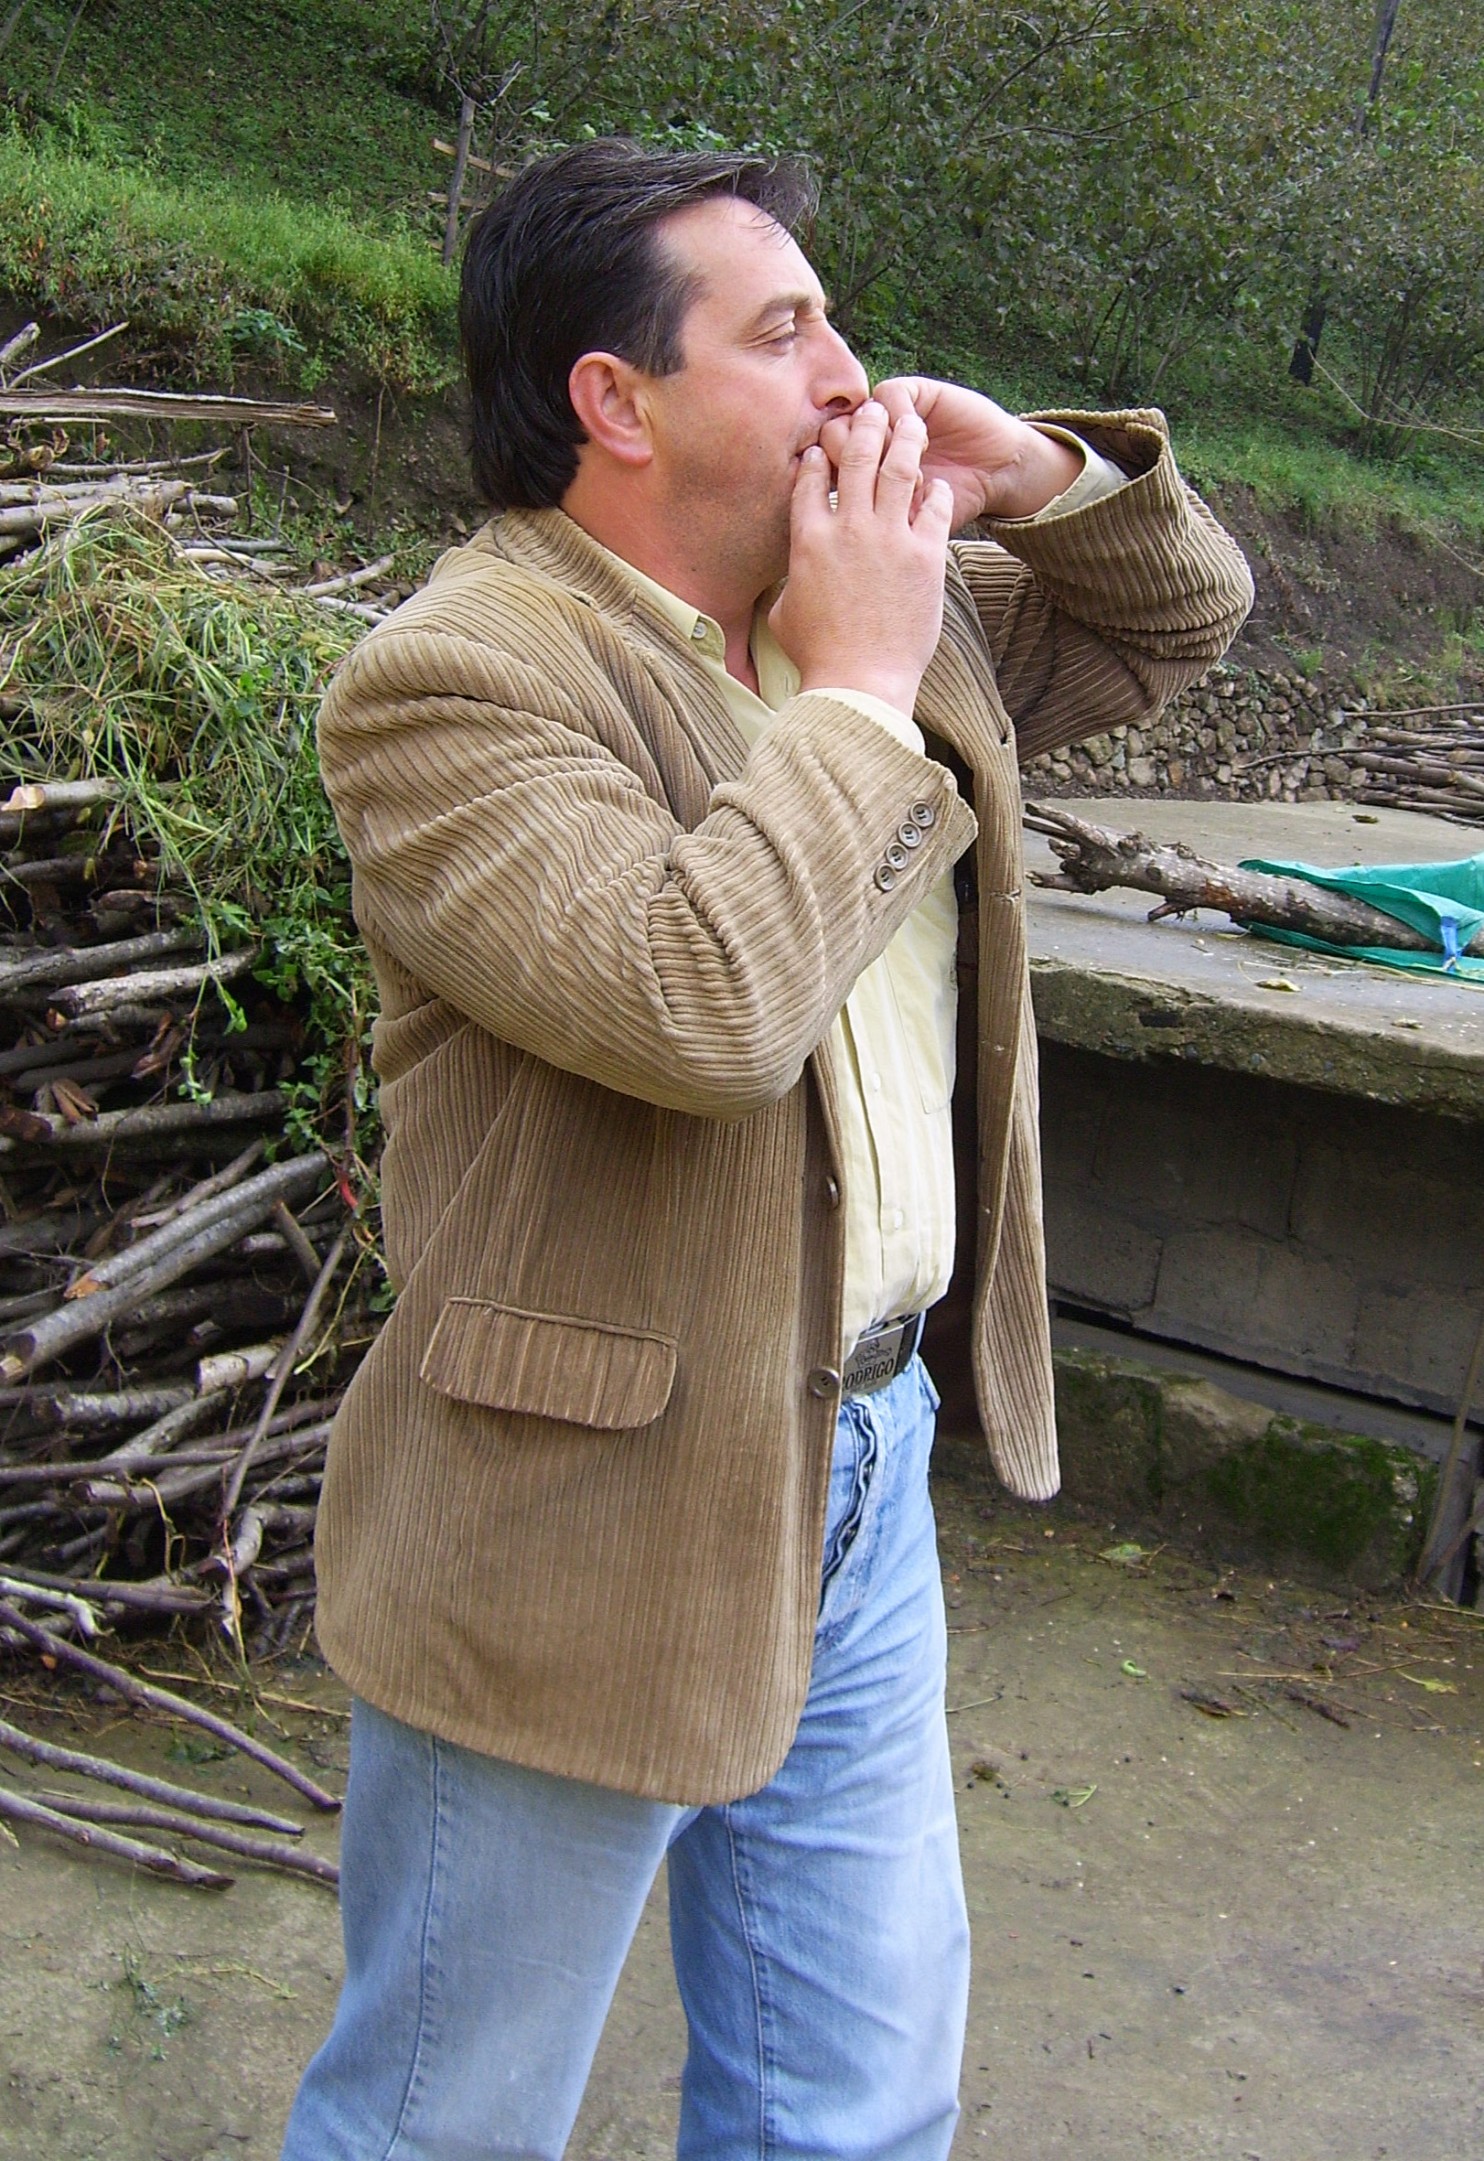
798, 667, 922, 715
977, 422, 1083, 520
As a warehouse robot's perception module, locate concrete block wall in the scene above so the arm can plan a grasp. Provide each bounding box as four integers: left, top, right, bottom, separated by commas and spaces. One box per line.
1040, 1042, 1484, 1422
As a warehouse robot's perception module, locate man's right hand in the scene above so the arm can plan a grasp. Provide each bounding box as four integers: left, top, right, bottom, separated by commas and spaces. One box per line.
769, 401, 954, 718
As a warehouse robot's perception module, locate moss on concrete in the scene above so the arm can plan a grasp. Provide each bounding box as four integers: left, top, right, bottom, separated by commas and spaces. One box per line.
1053, 1347, 1435, 1585
1201, 1418, 1431, 1580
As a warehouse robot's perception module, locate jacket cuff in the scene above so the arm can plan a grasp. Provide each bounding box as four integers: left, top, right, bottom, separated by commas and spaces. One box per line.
975, 408, 1220, 607
805, 687, 925, 754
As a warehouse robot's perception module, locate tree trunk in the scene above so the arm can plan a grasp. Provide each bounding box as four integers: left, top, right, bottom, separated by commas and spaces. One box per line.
442, 93, 477, 268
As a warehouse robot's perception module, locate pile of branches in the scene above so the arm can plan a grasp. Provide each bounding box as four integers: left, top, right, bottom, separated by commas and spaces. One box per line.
1349, 707, 1484, 827
0, 772, 374, 1657
0, 502, 386, 1685
1, 321, 401, 626
0, 1603, 341, 1890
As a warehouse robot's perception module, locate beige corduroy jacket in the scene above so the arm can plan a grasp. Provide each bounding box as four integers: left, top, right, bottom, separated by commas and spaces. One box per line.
313, 408, 1253, 1803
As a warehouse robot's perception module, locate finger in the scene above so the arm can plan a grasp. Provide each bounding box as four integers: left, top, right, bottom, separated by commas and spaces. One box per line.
817, 412, 853, 472
788, 442, 833, 538
832, 400, 889, 515
872, 413, 928, 519
909, 474, 955, 549
871, 377, 924, 427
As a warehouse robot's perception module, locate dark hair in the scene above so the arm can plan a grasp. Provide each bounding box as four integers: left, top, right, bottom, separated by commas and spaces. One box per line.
460, 137, 816, 510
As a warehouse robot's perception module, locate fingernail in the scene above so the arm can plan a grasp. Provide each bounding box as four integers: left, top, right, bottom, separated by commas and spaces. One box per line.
859, 400, 885, 419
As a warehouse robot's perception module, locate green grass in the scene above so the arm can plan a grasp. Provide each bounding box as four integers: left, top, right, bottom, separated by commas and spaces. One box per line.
4, 0, 442, 218
0, 126, 456, 392
1176, 411, 1484, 548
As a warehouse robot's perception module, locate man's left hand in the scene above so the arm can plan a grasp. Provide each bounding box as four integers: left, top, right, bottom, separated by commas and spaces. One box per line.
820, 378, 1082, 529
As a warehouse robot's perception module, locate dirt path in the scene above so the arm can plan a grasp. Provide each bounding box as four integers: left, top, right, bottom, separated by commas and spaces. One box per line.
3, 1448, 1481, 2159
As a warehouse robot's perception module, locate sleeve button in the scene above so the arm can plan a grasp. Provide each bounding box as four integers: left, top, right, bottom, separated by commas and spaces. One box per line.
909, 801, 936, 829
897, 822, 923, 849
873, 864, 898, 892
884, 841, 909, 871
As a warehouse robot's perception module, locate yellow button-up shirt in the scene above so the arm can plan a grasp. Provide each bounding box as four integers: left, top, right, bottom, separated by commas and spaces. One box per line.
604, 428, 1124, 1355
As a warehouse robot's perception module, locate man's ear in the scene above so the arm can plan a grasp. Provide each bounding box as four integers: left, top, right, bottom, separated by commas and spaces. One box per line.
568, 351, 654, 469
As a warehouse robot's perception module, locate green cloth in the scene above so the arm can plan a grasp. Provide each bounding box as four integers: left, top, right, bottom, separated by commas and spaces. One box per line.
1235, 850, 1484, 980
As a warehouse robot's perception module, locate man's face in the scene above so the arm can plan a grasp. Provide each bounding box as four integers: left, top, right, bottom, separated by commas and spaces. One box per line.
639, 196, 870, 591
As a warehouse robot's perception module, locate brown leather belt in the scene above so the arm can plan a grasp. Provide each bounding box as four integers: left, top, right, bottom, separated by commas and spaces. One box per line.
840, 1312, 925, 1398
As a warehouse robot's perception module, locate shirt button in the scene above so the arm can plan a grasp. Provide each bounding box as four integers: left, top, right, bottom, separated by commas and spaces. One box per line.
884, 841, 909, 871
873, 864, 898, 892
909, 801, 936, 829
690, 620, 708, 641
887, 1207, 905, 1231
808, 1366, 842, 1399
868, 1070, 883, 1091
823, 1174, 841, 1209
897, 822, 923, 849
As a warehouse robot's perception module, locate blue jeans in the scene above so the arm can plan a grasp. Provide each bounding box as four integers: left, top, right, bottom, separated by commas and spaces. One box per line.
280, 1357, 967, 2160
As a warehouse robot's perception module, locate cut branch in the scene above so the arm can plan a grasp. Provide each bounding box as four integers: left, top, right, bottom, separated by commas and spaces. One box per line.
0, 1784, 232, 1888
1022, 803, 1482, 955
0, 389, 336, 427
0, 1715, 301, 1832
38, 1793, 338, 1885
0, 1599, 341, 1811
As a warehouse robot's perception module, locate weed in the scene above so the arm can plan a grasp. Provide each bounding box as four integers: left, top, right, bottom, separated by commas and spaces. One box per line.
166, 1731, 233, 1767
0, 510, 378, 1158
119, 1946, 191, 2057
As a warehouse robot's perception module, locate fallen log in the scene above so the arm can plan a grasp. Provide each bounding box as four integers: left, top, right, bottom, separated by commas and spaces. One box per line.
1023, 802, 1483, 955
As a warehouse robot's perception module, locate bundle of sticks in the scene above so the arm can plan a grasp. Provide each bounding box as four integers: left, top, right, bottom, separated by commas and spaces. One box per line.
0, 775, 371, 1665
1349, 709, 1484, 827
0, 321, 399, 623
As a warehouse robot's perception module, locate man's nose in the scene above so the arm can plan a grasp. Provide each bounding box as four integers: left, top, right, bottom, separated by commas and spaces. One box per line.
816, 325, 870, 415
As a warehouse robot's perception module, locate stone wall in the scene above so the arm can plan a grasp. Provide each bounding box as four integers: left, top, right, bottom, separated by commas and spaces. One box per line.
1040, 1040, 1484, 1423
1020, 661, 1375, 804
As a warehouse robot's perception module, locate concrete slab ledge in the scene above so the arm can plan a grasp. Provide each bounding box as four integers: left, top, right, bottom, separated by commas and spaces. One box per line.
1032, 958, 1484, 1119
1051, 1346, 1434, 1588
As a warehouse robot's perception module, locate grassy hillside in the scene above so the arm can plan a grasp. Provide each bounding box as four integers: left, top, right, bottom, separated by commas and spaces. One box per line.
5, 1, 444, 216
2, 2, 457, 388
4, 0, 1484, 594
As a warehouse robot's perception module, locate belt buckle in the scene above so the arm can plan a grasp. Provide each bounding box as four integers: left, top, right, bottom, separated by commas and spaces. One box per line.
841, 1313, 923, 1398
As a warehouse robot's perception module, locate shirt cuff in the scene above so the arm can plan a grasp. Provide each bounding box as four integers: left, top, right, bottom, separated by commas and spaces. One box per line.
807, 689, 926, 754
996, 424, 1129, 524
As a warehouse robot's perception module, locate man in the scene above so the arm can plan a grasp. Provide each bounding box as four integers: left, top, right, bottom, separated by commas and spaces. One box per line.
282, 139, 1251, 2159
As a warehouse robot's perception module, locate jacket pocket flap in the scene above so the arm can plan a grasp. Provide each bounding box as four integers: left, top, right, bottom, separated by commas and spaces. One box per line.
419, 1299, 677, 1429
